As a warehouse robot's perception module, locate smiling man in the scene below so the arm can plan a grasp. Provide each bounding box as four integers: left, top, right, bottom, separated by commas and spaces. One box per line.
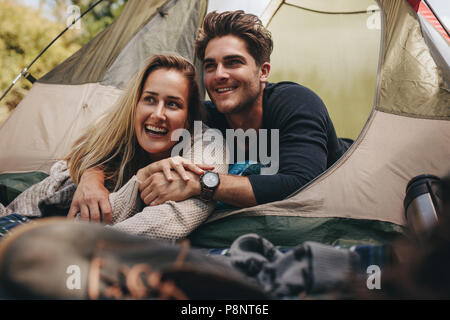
69, 10, 351, 221
187, 10, 351, 207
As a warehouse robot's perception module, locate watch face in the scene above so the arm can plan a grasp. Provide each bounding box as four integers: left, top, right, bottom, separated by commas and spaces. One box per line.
203, 172, 219, 188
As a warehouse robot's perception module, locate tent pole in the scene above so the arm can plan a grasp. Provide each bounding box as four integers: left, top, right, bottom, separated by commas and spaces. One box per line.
0, 0, 105, 103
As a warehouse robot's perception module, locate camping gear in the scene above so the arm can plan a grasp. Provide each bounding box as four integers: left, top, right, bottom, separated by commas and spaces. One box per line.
0, 218, 268, 299
0, 0, 449, 247
404, 174, 443, 236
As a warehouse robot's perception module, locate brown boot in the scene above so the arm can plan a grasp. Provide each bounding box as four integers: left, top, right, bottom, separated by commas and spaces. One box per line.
0, 218, 267, 299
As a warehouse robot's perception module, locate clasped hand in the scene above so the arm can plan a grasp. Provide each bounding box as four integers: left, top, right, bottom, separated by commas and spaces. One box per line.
68, 156, 214, 223
137, 156, 214, 206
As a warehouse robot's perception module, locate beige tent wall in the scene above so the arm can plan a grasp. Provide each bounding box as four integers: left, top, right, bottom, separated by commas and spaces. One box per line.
0, 83, 122, 174
102, 0, 207, 90
39, 0, 169, 85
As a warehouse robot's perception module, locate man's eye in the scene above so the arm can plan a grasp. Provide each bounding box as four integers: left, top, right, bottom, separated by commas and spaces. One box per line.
228, 60, 241, 66
204, 63, 215, 71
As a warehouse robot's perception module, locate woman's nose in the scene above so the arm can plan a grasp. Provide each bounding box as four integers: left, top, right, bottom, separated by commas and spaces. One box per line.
150, 102, 166, 121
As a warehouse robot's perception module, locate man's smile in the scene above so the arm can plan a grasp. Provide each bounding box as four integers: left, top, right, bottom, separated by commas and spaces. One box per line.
215, 86, 237, 93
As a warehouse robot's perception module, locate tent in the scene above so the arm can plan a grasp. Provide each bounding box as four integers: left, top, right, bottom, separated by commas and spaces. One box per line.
0, 0, 449, 248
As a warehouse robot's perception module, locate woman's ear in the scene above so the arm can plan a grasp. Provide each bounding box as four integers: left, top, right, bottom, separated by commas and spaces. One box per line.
259, 62, 270, 82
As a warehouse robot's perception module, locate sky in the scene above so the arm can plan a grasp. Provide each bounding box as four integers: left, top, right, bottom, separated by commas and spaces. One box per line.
21, 0, 449, 30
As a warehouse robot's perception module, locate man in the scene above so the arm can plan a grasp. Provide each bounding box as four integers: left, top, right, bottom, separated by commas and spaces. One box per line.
69, 10, 350, 223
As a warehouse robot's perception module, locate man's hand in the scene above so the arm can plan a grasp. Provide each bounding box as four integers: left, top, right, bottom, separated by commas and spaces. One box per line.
139, 171, 201, 206
67, 168, 112, 224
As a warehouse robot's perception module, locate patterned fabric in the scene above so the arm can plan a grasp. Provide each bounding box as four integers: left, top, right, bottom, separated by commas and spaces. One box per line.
0, 214, 32, 239
206, 244, 393, 274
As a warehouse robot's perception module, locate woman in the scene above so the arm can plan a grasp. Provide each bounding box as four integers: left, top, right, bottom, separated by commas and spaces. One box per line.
0, 54, 228, 240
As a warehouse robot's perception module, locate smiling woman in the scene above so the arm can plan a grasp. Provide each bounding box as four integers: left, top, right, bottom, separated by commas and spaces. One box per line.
134, 69, 190, 161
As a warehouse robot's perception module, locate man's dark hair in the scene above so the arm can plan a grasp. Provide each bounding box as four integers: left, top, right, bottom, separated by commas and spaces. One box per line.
195, 10, 273, 66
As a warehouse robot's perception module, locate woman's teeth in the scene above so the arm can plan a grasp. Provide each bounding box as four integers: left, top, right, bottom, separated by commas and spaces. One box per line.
145, 125, 168, 135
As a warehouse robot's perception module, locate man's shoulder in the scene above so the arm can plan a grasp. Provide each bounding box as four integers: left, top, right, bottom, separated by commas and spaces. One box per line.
263, 81, 327, 115
265, 81, 318, 97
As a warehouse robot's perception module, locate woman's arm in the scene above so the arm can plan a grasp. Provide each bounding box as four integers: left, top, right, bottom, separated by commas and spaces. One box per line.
3, 161, 73, 218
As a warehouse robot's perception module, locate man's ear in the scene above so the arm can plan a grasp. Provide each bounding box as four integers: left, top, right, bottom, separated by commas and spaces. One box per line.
259, 62, 270, 82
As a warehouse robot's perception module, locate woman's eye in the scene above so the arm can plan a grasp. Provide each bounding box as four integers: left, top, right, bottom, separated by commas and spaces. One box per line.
167, 101, 182, 109
144, 96, 156, 103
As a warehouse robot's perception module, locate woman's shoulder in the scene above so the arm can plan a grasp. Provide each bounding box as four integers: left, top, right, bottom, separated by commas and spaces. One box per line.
183, 121, 227, 166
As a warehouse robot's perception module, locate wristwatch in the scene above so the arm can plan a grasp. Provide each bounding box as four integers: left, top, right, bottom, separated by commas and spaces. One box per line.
200, 171, 220, 201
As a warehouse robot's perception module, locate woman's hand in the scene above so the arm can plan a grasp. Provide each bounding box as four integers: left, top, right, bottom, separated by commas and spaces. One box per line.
136, 156, 214, 184
139, 171, 201, 206
67, 168, 112, 224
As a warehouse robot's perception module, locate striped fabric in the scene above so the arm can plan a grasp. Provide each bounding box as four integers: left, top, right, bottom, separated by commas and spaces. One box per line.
0, 214, 32, 238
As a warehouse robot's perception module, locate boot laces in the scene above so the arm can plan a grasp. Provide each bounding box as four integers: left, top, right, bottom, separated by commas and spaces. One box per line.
87, 240, 191, 300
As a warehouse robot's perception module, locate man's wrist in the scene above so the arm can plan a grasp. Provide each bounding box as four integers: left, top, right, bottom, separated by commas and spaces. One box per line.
189, 173, 202, 197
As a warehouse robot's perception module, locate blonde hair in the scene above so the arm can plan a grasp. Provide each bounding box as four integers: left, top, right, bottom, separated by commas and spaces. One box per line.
65, 54, 203, 191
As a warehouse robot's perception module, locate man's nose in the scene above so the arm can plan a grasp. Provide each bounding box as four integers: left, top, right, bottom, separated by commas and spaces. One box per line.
215, 63, 229, 80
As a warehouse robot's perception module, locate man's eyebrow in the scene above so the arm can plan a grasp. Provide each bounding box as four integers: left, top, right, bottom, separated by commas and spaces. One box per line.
144, 91, 158, 95
203, 58, 215, 64
168, 96, 182, 100
203, 55, 245, 64
223, 55, 245, 60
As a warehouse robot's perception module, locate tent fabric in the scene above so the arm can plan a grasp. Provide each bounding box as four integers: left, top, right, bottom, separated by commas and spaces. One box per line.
0, 172, 49, 206
39, 0, 169, 85
0, 83, 122, 174
266, 0, 380, 139
101, 0, 207, 89
419, 16, 450, 85
188, 215, 403, 248
285, 0, 376, 13
376, 0, 450, 119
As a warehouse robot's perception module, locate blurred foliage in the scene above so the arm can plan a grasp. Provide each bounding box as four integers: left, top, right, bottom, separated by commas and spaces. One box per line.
0, 0, 126, 125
